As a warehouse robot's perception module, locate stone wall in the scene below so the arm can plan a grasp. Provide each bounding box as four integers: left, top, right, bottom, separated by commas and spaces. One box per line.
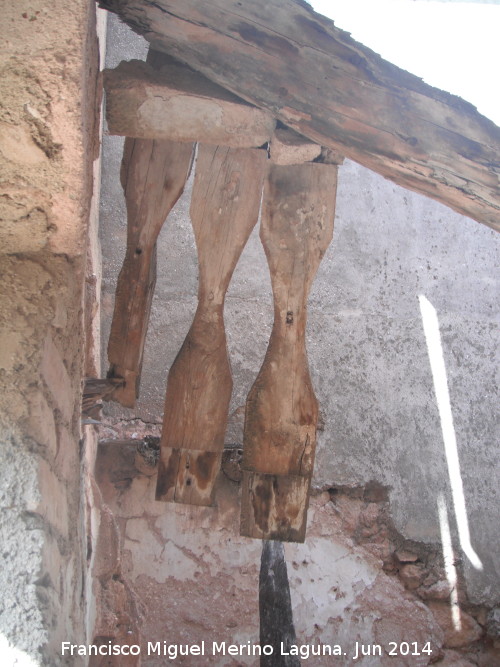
0, 1, 104, 663
94, 438, 500, 666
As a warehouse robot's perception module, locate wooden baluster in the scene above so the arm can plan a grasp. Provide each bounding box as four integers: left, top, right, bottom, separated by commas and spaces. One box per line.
107, 48, 195, 408
156, 144, 267, 506
107, 137, 194, 407
241, 162, 338, 542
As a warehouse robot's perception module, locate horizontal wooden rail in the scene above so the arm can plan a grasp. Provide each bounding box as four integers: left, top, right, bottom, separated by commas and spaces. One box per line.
104, 57, 275, 148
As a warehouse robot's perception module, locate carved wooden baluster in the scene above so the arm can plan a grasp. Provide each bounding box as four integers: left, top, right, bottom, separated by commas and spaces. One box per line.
156, 144, 267, 506
241, 162, 338, 542
107, 137, 194, 407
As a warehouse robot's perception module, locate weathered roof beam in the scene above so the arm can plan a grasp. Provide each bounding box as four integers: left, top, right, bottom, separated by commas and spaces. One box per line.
104, 59, 343, 164
99, 0, 500, 232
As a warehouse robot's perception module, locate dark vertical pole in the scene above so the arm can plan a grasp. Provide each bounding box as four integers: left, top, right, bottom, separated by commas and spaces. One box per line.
259, 540, 301, 667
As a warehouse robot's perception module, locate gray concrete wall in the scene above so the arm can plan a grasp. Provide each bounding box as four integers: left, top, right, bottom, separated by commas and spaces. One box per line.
100, 15, 499, 607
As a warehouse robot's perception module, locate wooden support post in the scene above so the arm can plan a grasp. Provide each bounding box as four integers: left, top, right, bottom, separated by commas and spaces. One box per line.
155, 144, 267, 506
107, 137, 194, 407
241, 162, 337, 542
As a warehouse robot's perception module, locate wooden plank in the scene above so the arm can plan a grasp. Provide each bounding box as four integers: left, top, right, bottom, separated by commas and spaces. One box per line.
99, 0, 500, 232
156, 144, 267, 505
104, 58, 275, 148
241, 162, 337, 541
269, 127, 321, 165
107, 137, 194, 407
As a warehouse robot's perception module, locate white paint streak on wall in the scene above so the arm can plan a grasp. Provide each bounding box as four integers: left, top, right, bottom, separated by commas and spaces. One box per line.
437, 493, 462, 631
419, 294, 483, 571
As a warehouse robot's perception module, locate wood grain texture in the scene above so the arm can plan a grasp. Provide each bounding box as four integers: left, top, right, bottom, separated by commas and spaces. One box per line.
269, 127, 322, 165
156, 144, 267, 505
104, 59, 275, 147
241, 162, 337, 541
107, 137, 194, 407
99, 0, 500, 231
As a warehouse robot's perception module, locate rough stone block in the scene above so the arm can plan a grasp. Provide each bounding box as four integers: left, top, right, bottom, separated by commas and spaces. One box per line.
26, 389, 57, 456
93, 505, 121, 580
399, 563, 425, 590
30, 459, 70, 540
395, 550, 419, 563
40, 335, 74, 424
428, 601, 482, 648
419, 580, 452, 601
438, 649, 477, 667
0, 331, 24, 372
40, 535, 63, 599
54, 426, 80, 486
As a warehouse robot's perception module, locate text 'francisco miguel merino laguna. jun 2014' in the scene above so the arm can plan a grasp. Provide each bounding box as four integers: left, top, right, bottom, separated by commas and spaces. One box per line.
61, 639, 435, 660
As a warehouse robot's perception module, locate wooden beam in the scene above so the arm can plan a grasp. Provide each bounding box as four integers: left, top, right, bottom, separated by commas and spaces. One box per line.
99, 0, 500, 232
156, 144, 267, 506
240, 162, 337, 541
104, 58, 275, 148
107, 137, 194, 407
269, 127, 321, 165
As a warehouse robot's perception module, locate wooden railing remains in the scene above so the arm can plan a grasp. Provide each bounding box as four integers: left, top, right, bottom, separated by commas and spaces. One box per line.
106, 50, 196, 406
107, 137, 194, 407
100, 0, 499, 541
155, 144, 267, 506
103, 52, 338, 535
100, 37, 346, 537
